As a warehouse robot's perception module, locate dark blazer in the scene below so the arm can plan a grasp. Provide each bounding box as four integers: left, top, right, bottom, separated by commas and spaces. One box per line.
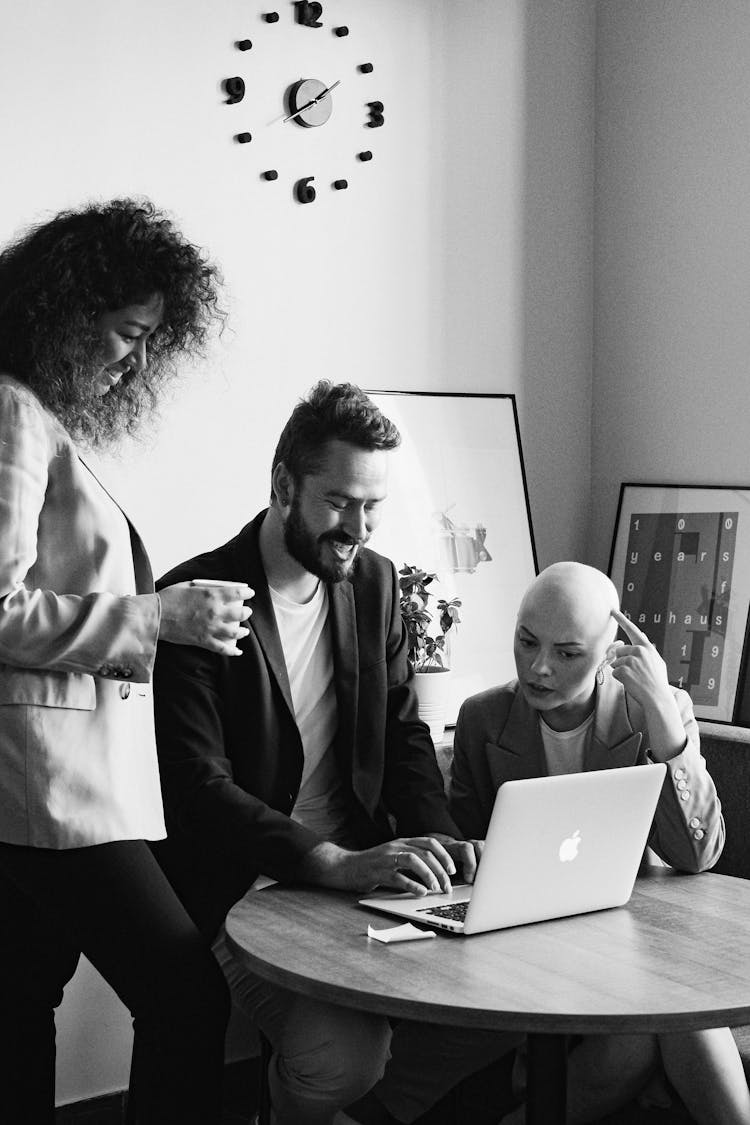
449, 676, 725, 874
152, 510, 459, 937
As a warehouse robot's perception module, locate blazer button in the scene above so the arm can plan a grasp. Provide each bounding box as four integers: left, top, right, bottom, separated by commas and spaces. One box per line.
689, 817, 701, 828
674, 768, 685, 780
120, 683, 131, 700
680, 790, 690, 801
693, 829, 705, 840
676, 779, 687, 790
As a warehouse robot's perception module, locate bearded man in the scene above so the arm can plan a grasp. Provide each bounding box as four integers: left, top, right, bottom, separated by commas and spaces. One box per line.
152, 381, 513, 1125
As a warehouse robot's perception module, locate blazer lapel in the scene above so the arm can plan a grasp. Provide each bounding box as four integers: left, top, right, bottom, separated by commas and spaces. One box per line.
78, 456, 154, 593
485, 686, 547, 788
329, 579, 359, 782
237, 517, 295, 721
586, 674, 643, 771
128, 525, 154, 593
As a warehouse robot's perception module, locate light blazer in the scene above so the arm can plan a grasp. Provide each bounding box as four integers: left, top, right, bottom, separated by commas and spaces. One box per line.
152, 510, 460, 939
0, 376, 165, 847
449, 675, 725, 873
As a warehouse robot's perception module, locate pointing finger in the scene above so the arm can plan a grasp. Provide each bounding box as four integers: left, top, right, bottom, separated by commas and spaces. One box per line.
611, 607, 650, 645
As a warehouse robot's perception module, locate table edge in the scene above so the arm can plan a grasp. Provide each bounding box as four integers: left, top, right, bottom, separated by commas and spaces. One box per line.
222, 921, 750, 1035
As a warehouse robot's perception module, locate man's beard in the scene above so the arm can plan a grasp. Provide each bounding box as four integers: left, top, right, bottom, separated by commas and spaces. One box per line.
283, 496, 367, 583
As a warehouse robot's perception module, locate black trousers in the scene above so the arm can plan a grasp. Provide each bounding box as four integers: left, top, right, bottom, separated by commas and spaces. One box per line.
0, 838, 230, 1124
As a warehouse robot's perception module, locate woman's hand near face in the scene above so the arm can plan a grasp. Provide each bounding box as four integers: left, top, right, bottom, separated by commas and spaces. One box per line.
607, 608, 688, 761
157, 581, 253, 656
607, 609, 674, 708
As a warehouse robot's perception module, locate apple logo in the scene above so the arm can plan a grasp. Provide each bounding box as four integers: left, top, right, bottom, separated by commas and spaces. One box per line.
558, 829, 582, 863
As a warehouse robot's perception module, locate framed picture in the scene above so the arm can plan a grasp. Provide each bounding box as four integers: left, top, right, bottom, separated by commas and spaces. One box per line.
608, 483, 750, 724
367, 391, 538, 724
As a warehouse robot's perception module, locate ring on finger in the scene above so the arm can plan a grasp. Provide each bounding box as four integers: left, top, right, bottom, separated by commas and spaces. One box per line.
394, 851, 405, 869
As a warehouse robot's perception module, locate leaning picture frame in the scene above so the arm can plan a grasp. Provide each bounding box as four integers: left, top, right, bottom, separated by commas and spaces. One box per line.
367, 390, 538, 725
607, 482, 750, 724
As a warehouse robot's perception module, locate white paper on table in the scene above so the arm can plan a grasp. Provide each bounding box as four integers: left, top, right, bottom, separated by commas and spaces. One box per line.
367, 922, 435, 943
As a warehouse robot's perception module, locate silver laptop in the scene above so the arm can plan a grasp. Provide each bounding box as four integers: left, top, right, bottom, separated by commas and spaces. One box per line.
359, 763, 667, 935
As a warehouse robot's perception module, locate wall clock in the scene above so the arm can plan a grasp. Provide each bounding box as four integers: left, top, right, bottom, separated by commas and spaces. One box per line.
221, 3, 385, 204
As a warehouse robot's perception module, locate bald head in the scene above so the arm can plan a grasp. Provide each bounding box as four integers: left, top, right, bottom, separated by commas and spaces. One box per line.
519, 562, 620, 651
514, 563, 620, 725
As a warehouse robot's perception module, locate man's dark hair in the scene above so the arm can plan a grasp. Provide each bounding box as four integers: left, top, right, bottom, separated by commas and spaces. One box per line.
272, 381, 401, 487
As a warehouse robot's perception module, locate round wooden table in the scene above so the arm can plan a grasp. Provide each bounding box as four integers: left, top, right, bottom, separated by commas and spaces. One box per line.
225, 868, 750, 1123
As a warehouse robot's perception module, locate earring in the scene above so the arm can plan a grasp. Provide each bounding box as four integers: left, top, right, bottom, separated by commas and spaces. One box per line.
596, 664, 605, 687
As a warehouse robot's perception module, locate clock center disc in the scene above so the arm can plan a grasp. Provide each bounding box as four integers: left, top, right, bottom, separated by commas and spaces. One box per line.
289, 78, 334, 128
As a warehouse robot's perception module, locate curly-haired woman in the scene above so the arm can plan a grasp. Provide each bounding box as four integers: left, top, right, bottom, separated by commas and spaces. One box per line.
0, 199, 252, 1124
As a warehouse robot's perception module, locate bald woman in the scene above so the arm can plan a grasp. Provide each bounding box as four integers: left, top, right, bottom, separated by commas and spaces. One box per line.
451, 561, 723, 869
450, 562, 748, 1125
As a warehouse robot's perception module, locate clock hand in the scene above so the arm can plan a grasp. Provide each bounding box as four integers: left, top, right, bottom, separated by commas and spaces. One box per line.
313, 79, 340, 102
283, 79, 341, 123
283, 84, 338, 121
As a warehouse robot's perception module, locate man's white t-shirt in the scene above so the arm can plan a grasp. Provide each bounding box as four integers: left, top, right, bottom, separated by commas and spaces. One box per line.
269, 581, 352, 844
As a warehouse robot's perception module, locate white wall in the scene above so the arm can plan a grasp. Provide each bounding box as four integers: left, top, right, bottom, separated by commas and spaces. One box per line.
0, 0, 595, 1105
592, 0, 750, 568
520, 0, 596, 565
442, 1, 596, 566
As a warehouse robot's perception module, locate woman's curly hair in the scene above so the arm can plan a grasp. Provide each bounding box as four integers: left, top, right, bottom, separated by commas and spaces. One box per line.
0, 198, 224, 445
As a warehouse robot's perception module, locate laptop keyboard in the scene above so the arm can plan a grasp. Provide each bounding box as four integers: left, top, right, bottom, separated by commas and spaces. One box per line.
417, 901, 469, 923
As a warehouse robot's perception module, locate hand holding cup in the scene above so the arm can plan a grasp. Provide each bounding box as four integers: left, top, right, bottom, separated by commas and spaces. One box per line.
158, 578, 253, 656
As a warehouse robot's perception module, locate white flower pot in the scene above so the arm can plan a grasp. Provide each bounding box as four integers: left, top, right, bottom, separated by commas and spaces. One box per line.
413, 668, 451, 742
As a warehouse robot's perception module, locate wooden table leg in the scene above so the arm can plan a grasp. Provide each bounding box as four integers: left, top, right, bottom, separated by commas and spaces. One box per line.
525, 1032, 567, 1124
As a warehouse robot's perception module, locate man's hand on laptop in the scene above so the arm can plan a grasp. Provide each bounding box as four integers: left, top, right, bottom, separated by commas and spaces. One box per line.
300, 837, 465, 895
428, 834, 484, 885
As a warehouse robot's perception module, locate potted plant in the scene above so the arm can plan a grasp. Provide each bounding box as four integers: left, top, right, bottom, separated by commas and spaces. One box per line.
398, 564, 461, 740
